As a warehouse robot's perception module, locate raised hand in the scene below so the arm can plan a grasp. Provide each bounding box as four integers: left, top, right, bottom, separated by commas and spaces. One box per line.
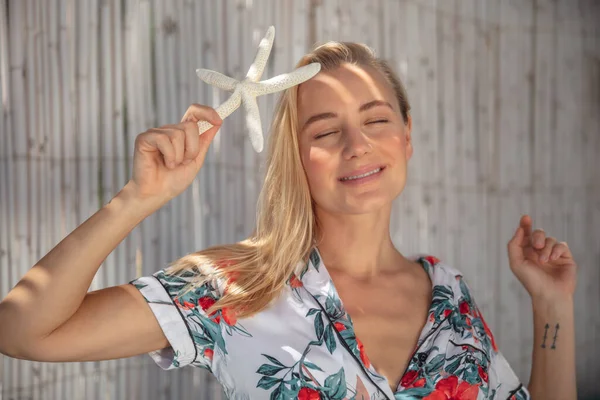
128, 104, 222, 206
507, 215, 578, 301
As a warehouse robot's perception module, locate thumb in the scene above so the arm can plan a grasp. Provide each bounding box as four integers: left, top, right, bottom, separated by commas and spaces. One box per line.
507, 225, 525, 263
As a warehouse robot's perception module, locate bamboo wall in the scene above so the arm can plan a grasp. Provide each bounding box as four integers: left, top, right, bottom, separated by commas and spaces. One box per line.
0, 0, 598, 399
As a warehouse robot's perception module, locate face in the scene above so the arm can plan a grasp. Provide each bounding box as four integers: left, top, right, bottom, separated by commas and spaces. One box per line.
297, 63, 412, 216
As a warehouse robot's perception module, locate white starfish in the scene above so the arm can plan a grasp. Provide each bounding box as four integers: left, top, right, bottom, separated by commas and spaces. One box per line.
196, 26, 321, 152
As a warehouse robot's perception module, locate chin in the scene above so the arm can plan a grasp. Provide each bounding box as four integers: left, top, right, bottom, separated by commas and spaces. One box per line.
341, 192, 396, 214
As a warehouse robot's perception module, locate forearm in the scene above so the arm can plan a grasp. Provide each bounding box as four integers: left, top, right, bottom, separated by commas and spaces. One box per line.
0, 181, 161, 345
528, 296, 576, 400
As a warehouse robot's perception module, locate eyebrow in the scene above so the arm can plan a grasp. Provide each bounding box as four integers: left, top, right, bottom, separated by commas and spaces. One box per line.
301, 100, 394, 132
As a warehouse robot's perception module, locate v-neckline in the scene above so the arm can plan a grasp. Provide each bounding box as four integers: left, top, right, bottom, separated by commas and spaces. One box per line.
299, 248, 448, 398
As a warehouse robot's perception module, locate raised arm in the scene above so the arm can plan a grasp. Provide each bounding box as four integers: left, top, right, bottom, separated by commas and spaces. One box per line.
507, 215, 578, 400
0, 104, 222, 362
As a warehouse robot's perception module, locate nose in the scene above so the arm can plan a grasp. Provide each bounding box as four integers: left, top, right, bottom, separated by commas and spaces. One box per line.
342, 125, 372, 160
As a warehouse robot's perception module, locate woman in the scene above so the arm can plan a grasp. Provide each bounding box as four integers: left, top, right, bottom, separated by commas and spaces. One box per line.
0, 42, 577, 400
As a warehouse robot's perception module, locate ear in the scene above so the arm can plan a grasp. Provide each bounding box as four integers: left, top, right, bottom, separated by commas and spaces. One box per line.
405, 114, 413, 160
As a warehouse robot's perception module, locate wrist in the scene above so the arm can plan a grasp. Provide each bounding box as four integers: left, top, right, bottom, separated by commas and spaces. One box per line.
111, 181, 166, 220
531, 294, 574, 316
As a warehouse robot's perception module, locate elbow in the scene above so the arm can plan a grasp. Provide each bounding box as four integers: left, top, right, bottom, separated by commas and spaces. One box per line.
0, 330, 43, 361
0, 304, 33, 360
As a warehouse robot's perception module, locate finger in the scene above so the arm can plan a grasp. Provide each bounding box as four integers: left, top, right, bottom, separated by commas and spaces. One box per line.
142, 130, 176, 168
550, 241, 572, 261
532, 229, 546, 249
180, 103, 222, 126
168, 129, 186, 165
180, 121, 201, 163
154, 128, 186, 166
520, 215, 533, 238
539, 237, 557, 263
507, 225, 525, 263
519, 215, 533, 247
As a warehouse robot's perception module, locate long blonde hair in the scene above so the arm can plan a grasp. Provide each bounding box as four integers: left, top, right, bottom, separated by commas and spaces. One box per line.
166, 42, 411, 318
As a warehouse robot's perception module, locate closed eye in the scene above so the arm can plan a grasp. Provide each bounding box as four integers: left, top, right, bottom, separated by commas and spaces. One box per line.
367, 119, 389, 124
315, 131, 338, 139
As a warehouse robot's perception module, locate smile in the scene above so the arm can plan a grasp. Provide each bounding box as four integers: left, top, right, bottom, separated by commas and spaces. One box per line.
339, 167, 384, 181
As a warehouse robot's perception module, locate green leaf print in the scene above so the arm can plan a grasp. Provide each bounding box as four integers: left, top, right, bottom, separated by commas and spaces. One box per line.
432, 285, 454, 300
309, 250, 321, 270
201, 317, 227, 354
257, 364, 285, 376
425, 354, 445, 374
460, 363, 479, 384
262, 354, 286, 367
270, 384, 284, 400
324, 368, 347, 399
257, 376, 281, 390
314, 311, 324, 340
458, 278, 472, 303
132, 282, 147, 291
306, 308, 320, 317
445, 356, 462, 374
303, 361, 324, 372
323, 324, 337, 354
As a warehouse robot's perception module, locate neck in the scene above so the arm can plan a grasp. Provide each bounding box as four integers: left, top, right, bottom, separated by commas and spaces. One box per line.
314, 205, 407, 278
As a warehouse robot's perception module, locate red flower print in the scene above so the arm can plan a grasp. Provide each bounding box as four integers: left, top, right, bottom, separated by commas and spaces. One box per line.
198, 296, 216, 311
289, 274, 303, 288
465, 317, 472, 327
212, 315, 221, 324
334, 322, 346, 332
423, 376, 479, 400
203, 348, 214, 361
478, 365, 488, 383
400, 370, 419, 387
177, 299, 196, 310
459, 301, 470, 315
424, 256, 440, 265
222, 306, 237, 326
443, 309, 452, 318
356, 338, 371, 368
429, 313, 435, 322
297, 387, 321, 400
413, 378, 426, 387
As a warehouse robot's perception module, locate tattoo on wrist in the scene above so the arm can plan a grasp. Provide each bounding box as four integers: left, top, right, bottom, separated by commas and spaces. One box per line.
541, 323, 560, 349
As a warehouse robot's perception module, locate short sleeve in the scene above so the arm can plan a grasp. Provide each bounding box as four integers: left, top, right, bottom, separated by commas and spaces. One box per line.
130, 268, 223, 372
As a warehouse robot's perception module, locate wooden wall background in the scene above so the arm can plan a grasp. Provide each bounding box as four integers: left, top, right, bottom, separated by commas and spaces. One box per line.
0, 0, 598, 398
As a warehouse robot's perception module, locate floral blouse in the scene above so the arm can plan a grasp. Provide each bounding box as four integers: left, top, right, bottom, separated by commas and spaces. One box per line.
130, 249, 530, 400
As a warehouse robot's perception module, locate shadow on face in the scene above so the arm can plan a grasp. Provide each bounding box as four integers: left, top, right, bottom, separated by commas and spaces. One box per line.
296, 63, 413, 217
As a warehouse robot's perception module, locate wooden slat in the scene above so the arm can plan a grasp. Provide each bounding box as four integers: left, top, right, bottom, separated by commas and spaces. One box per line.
0, 0, 599, 398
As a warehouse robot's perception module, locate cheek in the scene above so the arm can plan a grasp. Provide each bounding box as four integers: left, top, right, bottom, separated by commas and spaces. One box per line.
303, 147, 337, 191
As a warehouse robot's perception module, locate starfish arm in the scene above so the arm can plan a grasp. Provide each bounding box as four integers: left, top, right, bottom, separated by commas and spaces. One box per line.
197, 90, 242, 134
245, 26, 275, 82
241, 91, 264, 152
246, 63, 322, 96
196, 69, 238, 91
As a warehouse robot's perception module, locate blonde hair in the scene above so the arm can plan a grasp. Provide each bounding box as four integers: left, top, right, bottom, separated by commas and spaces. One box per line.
166, 42, 411, 318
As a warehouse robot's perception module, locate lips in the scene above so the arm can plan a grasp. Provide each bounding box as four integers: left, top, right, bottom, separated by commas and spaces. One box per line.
339, 165, 386, 181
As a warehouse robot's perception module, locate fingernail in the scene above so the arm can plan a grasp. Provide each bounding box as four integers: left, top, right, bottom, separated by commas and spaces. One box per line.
168, 161, 175, 169
540, 255, 547, 262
